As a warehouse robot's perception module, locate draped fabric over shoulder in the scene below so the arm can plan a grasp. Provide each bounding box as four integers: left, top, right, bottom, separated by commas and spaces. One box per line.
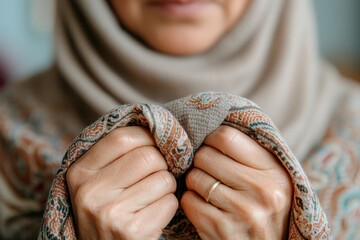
56, 0, 345, 160
39, 0, 350, 238
3, 0, 360, 239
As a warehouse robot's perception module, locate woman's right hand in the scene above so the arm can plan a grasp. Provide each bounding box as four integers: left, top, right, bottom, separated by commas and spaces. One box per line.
66, 126, 178, 239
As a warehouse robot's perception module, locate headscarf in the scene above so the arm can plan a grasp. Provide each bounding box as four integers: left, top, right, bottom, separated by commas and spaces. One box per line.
56, 0, 345, 160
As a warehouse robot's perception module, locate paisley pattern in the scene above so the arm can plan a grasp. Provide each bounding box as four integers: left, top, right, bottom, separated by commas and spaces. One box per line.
0, 73, 86, 239
1, 76, 360, 239
302, 86, 360, 239
38, 92, 330, 239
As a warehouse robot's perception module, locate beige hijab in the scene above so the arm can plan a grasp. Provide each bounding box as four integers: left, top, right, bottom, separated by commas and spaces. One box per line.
56, 0, 345, 160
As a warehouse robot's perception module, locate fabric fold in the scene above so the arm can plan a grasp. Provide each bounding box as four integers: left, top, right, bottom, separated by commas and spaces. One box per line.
56, 0, 345, 161
39, 92, 330, 239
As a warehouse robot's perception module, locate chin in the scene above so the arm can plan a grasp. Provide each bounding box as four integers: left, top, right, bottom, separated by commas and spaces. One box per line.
143, 29, 221, 56
151, 42, 215, 56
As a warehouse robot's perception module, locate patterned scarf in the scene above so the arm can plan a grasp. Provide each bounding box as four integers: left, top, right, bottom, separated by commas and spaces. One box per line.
40, 92, 330, 239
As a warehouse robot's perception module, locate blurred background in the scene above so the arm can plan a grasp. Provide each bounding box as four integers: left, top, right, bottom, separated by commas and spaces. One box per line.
314, 0, 360, 80
0, 0, 55, 87
0, 0, 359, 88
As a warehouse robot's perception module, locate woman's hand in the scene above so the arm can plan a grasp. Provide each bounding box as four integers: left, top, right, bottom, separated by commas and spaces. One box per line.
181, 126, 293, 240
66, 127, 178, 240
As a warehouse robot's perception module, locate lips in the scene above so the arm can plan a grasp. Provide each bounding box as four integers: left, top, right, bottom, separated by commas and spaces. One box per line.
148, 0, 213, 17
149, 0, 207, 3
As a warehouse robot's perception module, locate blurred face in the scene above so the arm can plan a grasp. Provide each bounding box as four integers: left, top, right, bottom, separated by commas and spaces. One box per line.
110, 0, 250, 56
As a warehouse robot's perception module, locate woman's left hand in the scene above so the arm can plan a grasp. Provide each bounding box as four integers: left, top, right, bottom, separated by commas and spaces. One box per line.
181, 126, 293, 240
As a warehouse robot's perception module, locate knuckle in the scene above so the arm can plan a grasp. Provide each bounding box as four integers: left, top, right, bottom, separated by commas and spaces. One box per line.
157, 171, 176, 191
246, 209, 268, 232
125, 219, 142, 236
260, 185, 291, 214
119, 219, 162, 240
226, 192, 243, 210
113, 212, 164, 239
74, 185, 98, 215
137, 146, 163, 168
167, 194, 179, 210
98, 207, 111, 226
185, 168, 201, 190
194, 147, 209, 166
160, 194, 179, 216
99, 204, 119, 226
164, 193, 179, 212
123, 220, 162, 239
99, 207, 131, 237
216, 126, 238, 145
268, 188, 291, 213
97, 203, 138, 237
66, 165, 79, 188
108, 128, 134, 146
215, 126, 259, 155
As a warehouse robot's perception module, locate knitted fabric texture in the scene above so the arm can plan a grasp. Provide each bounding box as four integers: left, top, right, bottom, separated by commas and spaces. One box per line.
39, 92, 330, 239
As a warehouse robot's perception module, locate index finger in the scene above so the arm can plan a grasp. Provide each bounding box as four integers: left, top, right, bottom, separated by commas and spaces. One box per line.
74, 126, 156, 170
203, 125, 278, 170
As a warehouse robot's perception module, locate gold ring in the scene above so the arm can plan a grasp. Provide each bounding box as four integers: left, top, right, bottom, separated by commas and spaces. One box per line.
205, 181, 221, 203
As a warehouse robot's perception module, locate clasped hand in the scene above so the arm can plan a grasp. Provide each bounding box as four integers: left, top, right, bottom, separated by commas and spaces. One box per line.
67, 126, 292, 239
